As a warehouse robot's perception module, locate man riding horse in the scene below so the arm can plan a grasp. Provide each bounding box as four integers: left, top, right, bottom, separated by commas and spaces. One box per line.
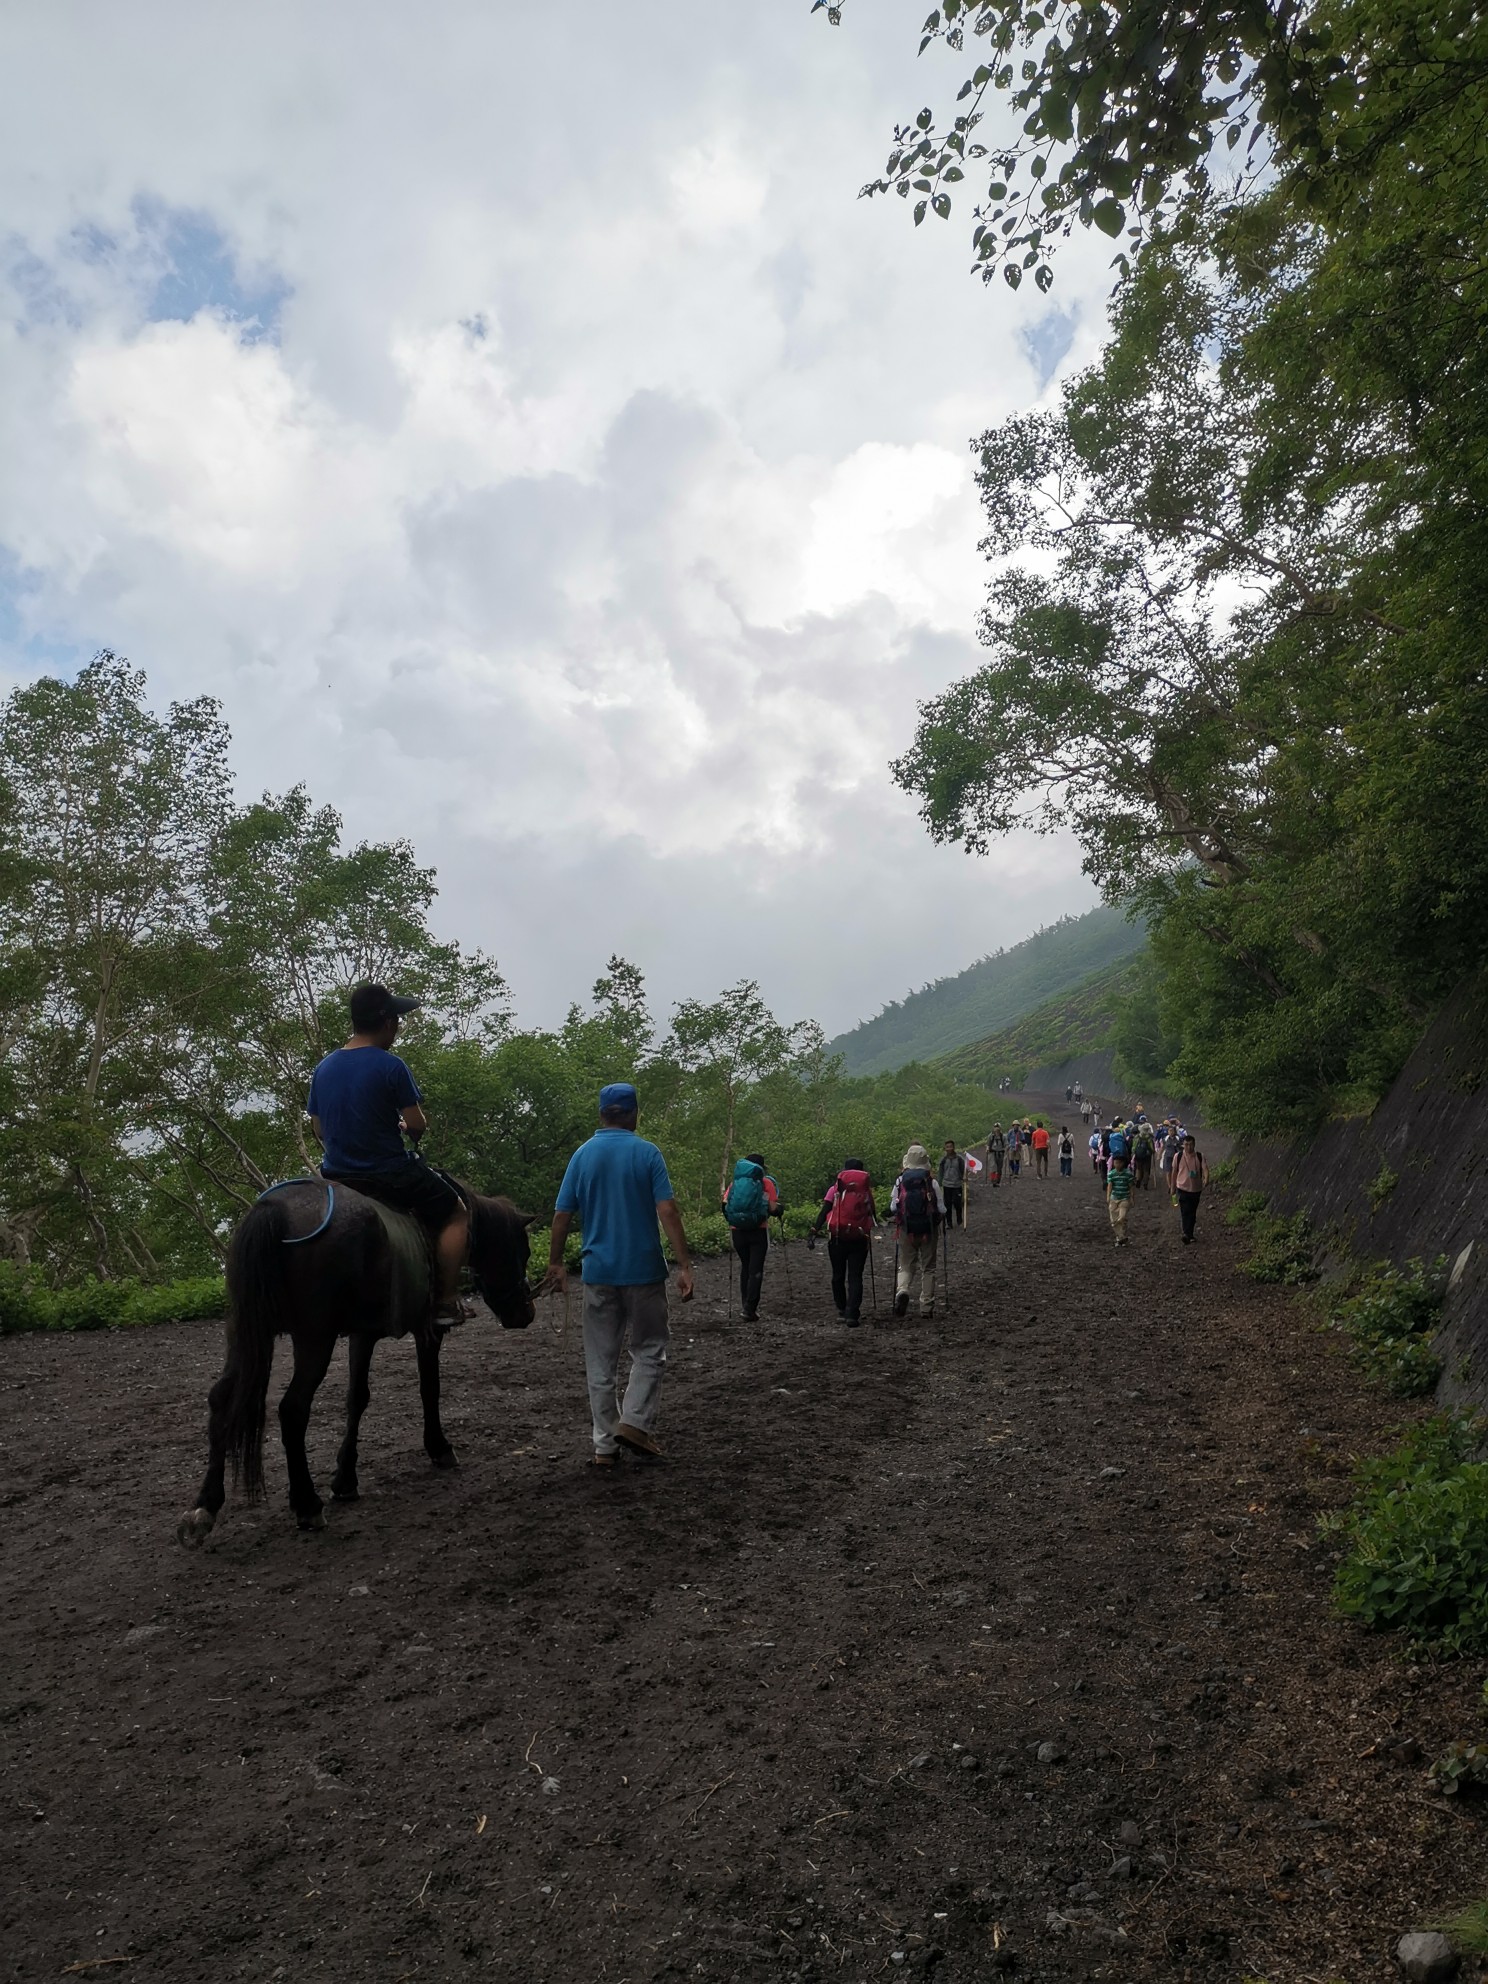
307, 981, 469, 1325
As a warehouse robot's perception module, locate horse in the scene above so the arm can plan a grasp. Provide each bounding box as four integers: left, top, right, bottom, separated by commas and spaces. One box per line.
177, 1177, 536, 1544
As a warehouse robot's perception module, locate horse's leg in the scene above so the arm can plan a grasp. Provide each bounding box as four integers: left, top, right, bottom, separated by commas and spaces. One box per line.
177, 1356, 236, 1547
278, 1328, 337, 1530
415, 1327, 458, 1470
331, 1332, 376, 1502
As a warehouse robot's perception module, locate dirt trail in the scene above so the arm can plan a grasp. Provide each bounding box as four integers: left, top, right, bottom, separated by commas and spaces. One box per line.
2, 1103, 1484, 1982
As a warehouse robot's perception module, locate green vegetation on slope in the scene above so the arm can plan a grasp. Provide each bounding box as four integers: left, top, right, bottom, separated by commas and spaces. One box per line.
829, 905, 1145, 1075
936, 958, 1142, 1087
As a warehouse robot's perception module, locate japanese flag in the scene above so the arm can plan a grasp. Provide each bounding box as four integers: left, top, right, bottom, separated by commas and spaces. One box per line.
964, 1152, 984, 1176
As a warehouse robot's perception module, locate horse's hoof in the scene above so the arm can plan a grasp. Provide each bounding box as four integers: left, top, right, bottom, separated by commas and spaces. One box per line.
331, 1483, 359, 1503
177, 1507, 215, 1548
429, 1447, 459, 1472
297, 1509, 327, 1532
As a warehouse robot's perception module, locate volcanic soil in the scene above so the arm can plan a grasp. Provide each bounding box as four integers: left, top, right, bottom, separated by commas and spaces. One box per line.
3, 1098, 1485, 1983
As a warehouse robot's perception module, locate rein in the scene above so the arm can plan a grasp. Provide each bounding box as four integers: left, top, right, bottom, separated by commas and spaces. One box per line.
256, 1178, 336, 1246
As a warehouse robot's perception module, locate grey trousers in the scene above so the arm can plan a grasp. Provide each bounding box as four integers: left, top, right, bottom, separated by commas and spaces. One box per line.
895, 1233, 938, 1314
582, 1281, 669, 1455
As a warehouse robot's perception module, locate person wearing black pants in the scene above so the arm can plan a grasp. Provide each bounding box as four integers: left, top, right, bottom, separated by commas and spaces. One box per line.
1172, 1135, 1209, 1244
732, 1225, 768, 1316
812, 1159, 878, 1326
939, 1141, 966, 1228
828, 1232, 869, 1323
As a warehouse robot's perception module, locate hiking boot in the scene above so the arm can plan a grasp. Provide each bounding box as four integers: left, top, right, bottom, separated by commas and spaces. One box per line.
433, 1296, 477, 1330
616, 1422, 665, 1462
589, 1451, 618, 1470
845, 1316, 860, 1328
893, 1292, 909, 1318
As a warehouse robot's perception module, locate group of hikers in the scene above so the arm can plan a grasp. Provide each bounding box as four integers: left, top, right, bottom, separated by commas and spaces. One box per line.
303, 983, 1209, 1470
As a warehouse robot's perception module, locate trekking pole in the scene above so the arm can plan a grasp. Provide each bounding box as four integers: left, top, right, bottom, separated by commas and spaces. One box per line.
868, 1234, 878, 1314
777, 1213, 792, 1295
941, 1220, 951, 1313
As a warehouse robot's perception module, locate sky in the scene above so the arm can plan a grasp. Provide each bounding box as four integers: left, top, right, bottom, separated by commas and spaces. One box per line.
0, 1, 1122, 1038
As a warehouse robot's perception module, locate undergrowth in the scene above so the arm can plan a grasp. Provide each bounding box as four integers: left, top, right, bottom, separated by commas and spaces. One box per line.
1242, 1211, 1318, 1284
1325, 1415, 1488, 1655
1332, 1258, 1446, 1398
0, 1263, 226, 1335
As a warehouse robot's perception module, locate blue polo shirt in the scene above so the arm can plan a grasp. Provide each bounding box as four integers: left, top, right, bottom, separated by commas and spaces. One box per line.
555, 1128, 674, 1287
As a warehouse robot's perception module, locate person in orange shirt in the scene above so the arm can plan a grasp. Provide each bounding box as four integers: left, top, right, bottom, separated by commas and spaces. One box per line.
1031, 1121, 1051, 1178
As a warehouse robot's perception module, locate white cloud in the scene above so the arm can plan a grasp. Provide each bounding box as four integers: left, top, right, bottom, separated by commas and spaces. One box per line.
0, 0, 1112, 1035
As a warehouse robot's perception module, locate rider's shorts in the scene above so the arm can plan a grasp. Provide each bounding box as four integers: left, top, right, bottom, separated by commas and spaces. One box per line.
323, 1158, 462, 1230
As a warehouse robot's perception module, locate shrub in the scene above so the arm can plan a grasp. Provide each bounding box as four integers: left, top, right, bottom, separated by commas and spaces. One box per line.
1243, 1212, 1317, 1284
1430, 1742, 1488, 1798
0, 1264, 226, 1335
1226, 1189, 1270, 1227
1367, 1164, 1400, 1212
1335, 1259, 1445, 1398
1330, 1416, 1488, 1655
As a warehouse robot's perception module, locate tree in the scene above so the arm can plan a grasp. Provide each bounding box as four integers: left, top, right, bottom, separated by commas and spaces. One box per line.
821, 0, 1488, 287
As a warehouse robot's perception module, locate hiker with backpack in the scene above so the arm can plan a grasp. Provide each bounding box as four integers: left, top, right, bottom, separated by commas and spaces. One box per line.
1031, 1120, 1051, 1178
1172, 1134, 1210, 1243
1057, 1126, 1074, 1177
939, 1140, 967, 1227
1006, 1122, 1023, 1179
889, 1144, 943, 1318
722, 1153, 778, 1321
810, 1159, 878, 1326
986, 1123, 1005, 1186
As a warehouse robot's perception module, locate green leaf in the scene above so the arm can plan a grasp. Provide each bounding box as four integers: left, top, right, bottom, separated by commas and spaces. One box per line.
944, 165, 965, 181
914, 199, 928, 225
1092, 197, 1125, 236
1002, 262, 1022, 289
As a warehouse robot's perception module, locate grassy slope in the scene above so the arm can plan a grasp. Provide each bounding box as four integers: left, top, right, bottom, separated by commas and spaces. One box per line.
829, 904, 1145, 1076
935, 957, 1142, 1086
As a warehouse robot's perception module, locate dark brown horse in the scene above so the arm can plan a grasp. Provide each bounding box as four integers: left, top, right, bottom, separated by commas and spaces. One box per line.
178, 1178, 535, 1543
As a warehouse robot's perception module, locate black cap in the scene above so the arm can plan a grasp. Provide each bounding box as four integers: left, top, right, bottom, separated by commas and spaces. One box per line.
350, 981, 421, 1032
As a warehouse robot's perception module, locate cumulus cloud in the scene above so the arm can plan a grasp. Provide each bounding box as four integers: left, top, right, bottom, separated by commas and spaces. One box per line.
0, 0, 1116, 1034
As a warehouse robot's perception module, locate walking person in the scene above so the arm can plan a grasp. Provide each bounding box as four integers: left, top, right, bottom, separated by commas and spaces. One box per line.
1007, 1122, 1023, 1179
1106, 1151, 1134, 1247
722, 1152, 777, 1320
1057, 1126, 1074, 1177
811, 1159, 877, 1326
939, 1140, 967, 1228
1172, 1134, 1210, 1244
986, 1122, 1005, 1187
1032, 1120, 1051, 1178
890, 1144, 943, 1319
540, 1083, 695, 1468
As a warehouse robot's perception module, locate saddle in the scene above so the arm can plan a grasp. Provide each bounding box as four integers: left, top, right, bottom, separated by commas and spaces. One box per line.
360, 1196, 437, 1339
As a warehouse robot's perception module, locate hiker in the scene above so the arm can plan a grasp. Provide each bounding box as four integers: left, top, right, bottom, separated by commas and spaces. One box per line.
1065, 1083, 1073, 1103
811, 1159, 877, 1326
1132, 1119, 1155, 1189
1057, 1126, 1074, 1177
986, 1123, 1005, 1186
1088, 1124, 1103, 1175
1172, 1134, 1210, 1244
939, 1140, 966, 1228
1106, 1150, 1133, 1246
1073, 1080, 1083, 1105
1159, 1122, 1180, 1197
889, 1144, 943, 1318
308, 981, 470, 1326
722, 1151, 778, 1320
540, 1082, 695, 1467
1007, 1122, 1023, 1178
1031, 1120, 1051, 1178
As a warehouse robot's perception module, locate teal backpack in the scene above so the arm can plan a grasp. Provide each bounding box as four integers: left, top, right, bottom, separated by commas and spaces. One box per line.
724, 1160, 767, 1227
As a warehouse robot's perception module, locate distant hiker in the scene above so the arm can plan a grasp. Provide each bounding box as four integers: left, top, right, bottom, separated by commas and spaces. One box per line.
308, 981, 469, 1326
890, 1144, 943, 1318
1032, 1121, 1051, 1178
1057, 1126, 1074, 1177
812, 1159, 878, 1326
1007, 1123, 1023, 1178
1159, 1122, 1180, 1198
1073, 1080, 1083, 1104
1065, 1084, 1073, 1103
541, 1083, 695, 1468
1088, 1125, 1103, 1175
723, 1151, 778, 1321
939, 1140, 966, 1227
986, 1123, 1006, 1185
1132, 1120, 1155, 1189
1106, 1151, 1133, 1247
1172, 1135, 1210, 1244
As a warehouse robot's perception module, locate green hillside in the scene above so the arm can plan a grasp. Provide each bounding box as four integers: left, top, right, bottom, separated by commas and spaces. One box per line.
936, 957, 1141, 1087
829, 905, 1146, 1075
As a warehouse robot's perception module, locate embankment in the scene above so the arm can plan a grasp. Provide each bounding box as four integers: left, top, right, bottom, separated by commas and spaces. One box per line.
1239, 969, 1488, 1414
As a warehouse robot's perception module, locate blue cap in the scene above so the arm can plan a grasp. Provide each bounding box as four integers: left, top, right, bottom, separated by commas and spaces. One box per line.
599, 1082, 638, 1115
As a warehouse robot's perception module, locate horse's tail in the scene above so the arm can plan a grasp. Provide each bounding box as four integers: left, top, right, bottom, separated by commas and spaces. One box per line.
222, 1197, 291, 1500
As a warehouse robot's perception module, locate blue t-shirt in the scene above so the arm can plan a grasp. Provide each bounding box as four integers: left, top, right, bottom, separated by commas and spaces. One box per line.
306, 1047, 421, 1174
555, 1128, 674, 1287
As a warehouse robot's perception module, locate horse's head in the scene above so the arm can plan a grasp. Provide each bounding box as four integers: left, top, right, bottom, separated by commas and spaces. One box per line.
468, 1194, 538, 1329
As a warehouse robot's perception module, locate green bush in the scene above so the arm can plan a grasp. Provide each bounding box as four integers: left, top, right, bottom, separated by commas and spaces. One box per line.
1335, 1259, 1445, 1398
1330, 1416, 1488, 1655
0, 1261, 226, 1335
1243, 1212, 1317, 1284
1226, 1189, 1270, 1227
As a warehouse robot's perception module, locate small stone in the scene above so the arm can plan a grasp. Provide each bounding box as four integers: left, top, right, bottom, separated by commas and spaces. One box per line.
1044, 1911, 1070, 1937
1036, 1741, 1066, 1766
1109, 1857, 1133, 1882
347, 1585, 370, 1597
960, 1754, 981, 1772
1117, 1820, 1141, 1848
1396, 1931, 1459, 1983
891, 1952, 906, 1965
540, 1776, 560, 1796
1099, 1466, 1125, 1480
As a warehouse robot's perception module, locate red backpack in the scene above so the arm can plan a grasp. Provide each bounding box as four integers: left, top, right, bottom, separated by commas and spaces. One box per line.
827, 1169, 874, 1236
